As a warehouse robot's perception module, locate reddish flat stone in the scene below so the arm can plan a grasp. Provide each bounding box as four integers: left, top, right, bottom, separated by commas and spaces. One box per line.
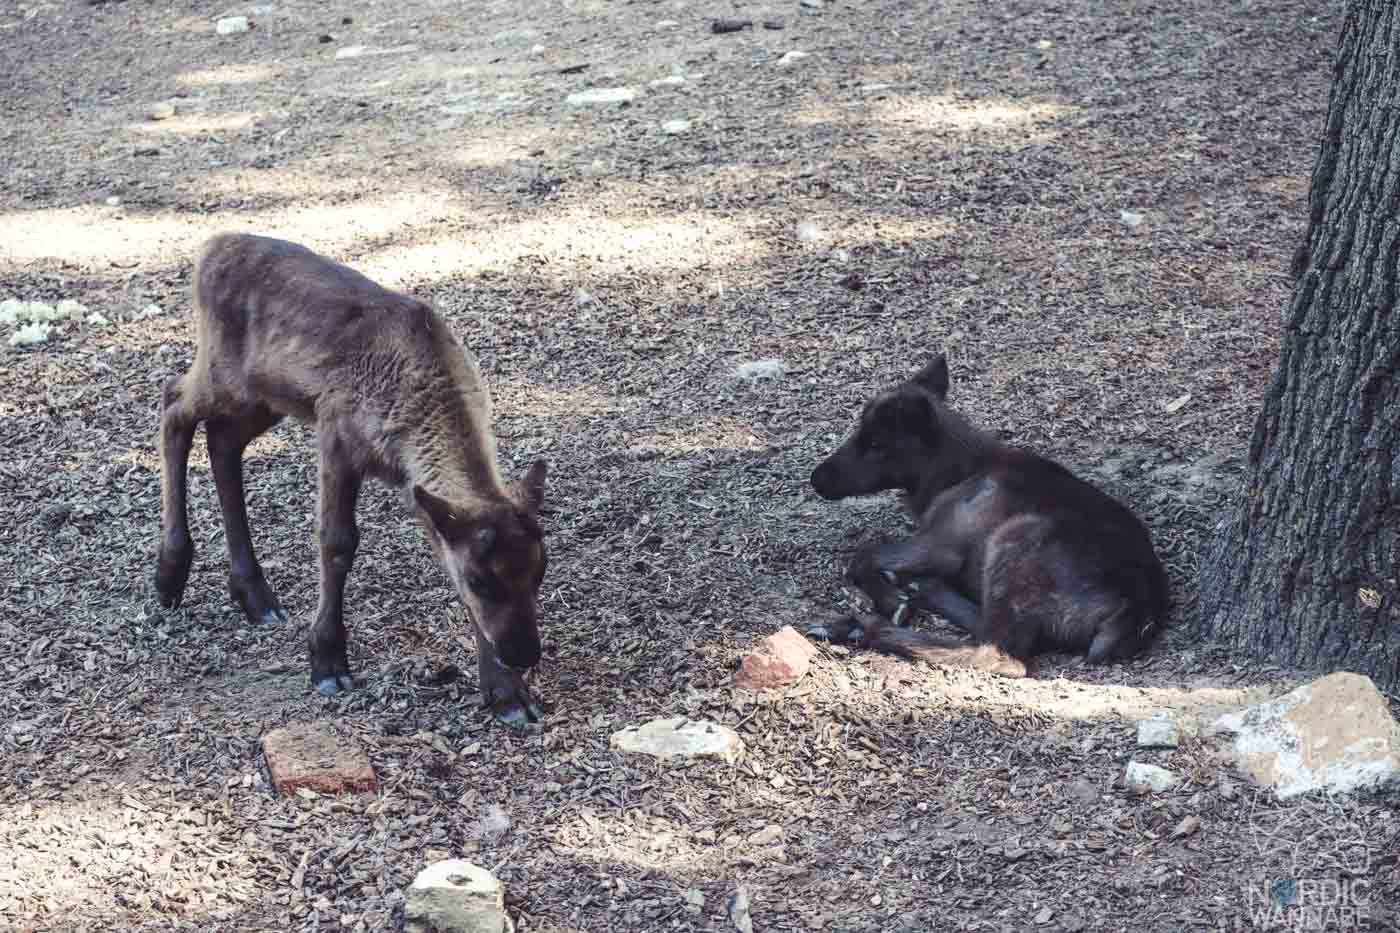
262, 721, 377, 796
735, 625, 819, 690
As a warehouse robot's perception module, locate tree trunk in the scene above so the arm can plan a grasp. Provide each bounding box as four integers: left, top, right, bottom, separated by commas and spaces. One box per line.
1195, 0, 1400, 692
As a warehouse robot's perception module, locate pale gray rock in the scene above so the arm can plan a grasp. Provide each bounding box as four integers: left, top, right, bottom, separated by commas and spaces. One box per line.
610, 717, 744, 763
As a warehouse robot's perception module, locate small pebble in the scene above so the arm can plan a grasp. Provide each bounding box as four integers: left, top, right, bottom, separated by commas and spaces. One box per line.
1136, 718, 1181, 749
661, 119, 692, 135
215, 15, 250, 35
778, 50, 810, 67
711, 18, 752, 34
148, 101, 176, 121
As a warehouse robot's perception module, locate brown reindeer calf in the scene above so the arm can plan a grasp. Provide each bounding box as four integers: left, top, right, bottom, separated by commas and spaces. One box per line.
807, 353, 1168, 677
154, 233, 550, 727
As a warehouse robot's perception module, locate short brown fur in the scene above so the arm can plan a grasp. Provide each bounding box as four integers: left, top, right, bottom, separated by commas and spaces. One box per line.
154, 233, 550, 726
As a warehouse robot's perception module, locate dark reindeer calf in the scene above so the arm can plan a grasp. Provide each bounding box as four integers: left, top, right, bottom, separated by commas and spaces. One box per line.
154, 233, 550, 727
808, 352, 1168, 676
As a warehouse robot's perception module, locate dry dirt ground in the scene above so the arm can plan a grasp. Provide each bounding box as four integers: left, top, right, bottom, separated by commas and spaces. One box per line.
1, 0, 1398, 931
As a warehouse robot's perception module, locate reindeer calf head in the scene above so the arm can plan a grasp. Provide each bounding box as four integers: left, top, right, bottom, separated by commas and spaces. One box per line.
810, 353, 951, 500
413, 460, 549, 670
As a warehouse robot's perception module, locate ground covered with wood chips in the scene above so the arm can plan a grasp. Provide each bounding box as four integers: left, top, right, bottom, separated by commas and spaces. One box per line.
2, 0, 1397, 930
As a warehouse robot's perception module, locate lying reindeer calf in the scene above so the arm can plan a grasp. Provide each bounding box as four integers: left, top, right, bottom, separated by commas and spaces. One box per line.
808, 352, 1168, 677
154, 232, 550, 727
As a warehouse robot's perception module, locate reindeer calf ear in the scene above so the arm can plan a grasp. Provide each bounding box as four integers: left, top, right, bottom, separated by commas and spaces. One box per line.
913, 353, 950, 398
517, 459, 548, 512
413, 485, 462, 538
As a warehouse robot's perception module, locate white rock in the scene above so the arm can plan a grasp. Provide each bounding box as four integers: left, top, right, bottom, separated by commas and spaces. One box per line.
1211, 671, 1400, 800
800, 0, 824, 8
733, 359, 787, 381
1124, 761, 1179, 793
661, 119, 692, 135
1036, 38, 1055, 50
1119, 209, 1145, 229
87, 312, 111, 327
566, 87, 637, 106
492, 27, 541, 44
55, 299, 88, 320
8, 322, 52, 347
649, 75, 686, 88
215, 16, 250, 35
105, 196, 122, 206
795, 220, 825, 243
18, 301, 58, 323
573, 288, 594, 307
148, 101, 176, 121
467, 804, 512, 842
335, 44, 417, 60
728, 886, 755, 933
530, 43, 546, 55
405, 860, 506, 933
656, 19, 680, 28
778, 50, 810, 67
860, 83, 894, 93
136, 303, 164, 320
1136, 718, 1181, 749
610, 717, 744, 763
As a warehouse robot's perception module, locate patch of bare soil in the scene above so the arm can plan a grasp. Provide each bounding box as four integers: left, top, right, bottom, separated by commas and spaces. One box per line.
1, 0, 1396, 931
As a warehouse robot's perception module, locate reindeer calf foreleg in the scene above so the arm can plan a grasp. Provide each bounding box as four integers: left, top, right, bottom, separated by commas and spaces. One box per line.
308, 428, 362, 696
845, 532, 967, 625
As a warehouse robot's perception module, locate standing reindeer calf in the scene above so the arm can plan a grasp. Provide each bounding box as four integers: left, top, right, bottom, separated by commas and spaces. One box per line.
807, 352, 1168, 677
154, 233, 550, 727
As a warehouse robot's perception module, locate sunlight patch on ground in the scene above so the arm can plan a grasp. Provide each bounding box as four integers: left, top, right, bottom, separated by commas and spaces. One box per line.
128, 111, 263, 136
176, 63, 278, 88
0, 192, 453, 270
356, 211, 769, 286
118, 448, 163, 473
449, 126, 560, 167
0, 796, 259, 923
509, 384, 631, 419
628, 418, 769, 457
871, 94, 1077, 133
834, 658, 1287, 728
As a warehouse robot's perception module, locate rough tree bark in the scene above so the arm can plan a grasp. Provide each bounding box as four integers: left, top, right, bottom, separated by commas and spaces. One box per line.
1195, 1, 1400, 692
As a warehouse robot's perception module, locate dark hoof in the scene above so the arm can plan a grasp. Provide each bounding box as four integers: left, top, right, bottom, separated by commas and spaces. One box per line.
229, 572, 287, 627
313, 674, 355, 696
154, 544, 193, 609
491, 699, 543, 730
482, 675, 544, 730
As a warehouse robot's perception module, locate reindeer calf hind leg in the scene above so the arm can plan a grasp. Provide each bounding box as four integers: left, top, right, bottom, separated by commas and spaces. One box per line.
155, 375, 199, 609
206, 407, 288, 626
